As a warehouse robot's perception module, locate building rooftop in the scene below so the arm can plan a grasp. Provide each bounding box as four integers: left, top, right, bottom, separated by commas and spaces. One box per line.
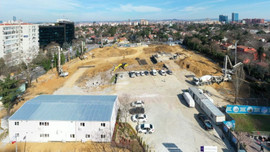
9, 95, 117, 121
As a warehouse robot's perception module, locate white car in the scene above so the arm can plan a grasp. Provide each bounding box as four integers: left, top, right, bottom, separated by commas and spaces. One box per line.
131, 100, 144, 107
140, 71, 145, 76
135, 71, 140, 76
59, 72, 69, 77
151, 69, 157, 76
159, 70, 166, 76
131, 114, 147, 122
136, 124, 154, 134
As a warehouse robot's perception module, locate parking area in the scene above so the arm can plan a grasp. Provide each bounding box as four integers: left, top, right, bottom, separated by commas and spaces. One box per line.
114, 62, 233, 152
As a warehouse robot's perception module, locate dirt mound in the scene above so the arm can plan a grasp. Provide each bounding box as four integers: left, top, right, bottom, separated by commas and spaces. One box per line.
143, 45, 181, 54
176, 55, 221, 77
94, 47, 137, 58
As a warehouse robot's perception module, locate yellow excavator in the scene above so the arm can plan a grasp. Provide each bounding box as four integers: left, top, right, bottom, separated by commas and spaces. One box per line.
113, 63, 128, 72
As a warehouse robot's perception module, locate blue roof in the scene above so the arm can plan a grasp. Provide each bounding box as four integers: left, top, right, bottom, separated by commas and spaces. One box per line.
9, 95, 117, 121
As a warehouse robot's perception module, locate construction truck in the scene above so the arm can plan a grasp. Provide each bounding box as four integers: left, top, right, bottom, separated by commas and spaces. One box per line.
113, 63, 128, 72
193, 75, 224, 86
193, 55, 242, 86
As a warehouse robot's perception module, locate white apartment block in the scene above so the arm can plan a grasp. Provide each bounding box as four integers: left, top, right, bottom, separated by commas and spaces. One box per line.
0, 22, 39, 65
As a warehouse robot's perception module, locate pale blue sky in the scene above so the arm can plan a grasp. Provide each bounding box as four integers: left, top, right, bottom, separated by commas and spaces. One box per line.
0, 0, 269, 22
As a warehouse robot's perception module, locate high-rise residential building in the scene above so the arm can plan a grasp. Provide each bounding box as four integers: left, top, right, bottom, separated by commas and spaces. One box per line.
140, 19, 149, 25
242, 18, 265, 24
232, 13, 239, 22
219, 15, 228, 23
0, 21, 39, 65
39, 19, 74, 48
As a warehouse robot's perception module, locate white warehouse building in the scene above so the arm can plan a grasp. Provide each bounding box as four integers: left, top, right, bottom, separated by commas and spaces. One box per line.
0, 21, 39, 65
9, 95, 118, 142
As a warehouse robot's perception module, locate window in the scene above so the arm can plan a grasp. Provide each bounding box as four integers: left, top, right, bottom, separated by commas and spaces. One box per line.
15, 133, 19, 137
15, 122, 19, 126
39, 122, 49, 126
70, 134, 75, 138
85, 134, 90, 138
40, 134, 49, 137
101, 123, 105, 127
80, 122, 85, 127
101, 134, 106, 138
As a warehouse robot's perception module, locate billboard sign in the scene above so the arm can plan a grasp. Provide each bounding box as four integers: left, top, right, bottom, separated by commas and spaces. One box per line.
226, 105, 270, 115
223, 120, 235, 130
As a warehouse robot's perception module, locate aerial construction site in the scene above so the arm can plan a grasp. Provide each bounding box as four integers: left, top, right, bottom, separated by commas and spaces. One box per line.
1, 44, 247, 152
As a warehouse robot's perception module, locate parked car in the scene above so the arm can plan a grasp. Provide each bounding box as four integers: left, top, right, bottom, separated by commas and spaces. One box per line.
144, 71, 149, 75
159, 70, 166, 76
129, 107, 145, 114
129, 71, 135, 78
151, 69, 157, 76
198, 113, 213, 130
135, 71, 140, 76
140, 71, 145, 76
131, 114, 147, 122
136, 124, 154, 134
167, 70, 173, 75
131, 100, 144, 107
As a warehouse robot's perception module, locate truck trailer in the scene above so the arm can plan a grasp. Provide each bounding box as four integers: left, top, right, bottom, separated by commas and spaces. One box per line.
189, 87, 225, 124
182, 92, 195, 107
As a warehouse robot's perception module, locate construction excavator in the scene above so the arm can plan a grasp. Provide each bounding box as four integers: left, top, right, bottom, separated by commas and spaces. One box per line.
113, 63, 128, 72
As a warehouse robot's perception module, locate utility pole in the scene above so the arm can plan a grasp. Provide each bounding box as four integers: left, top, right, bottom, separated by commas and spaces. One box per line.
58, 46, 61, 74
81, 41, 84, 55
235, 40, 239, 65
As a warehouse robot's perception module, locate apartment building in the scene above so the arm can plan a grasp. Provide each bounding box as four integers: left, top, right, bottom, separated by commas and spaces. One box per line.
0, 21, 39, 65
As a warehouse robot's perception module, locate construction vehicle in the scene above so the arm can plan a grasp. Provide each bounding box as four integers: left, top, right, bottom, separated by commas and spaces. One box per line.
113, 63, 128, 72
193, 75, 223, 86
193, 55, 242, 86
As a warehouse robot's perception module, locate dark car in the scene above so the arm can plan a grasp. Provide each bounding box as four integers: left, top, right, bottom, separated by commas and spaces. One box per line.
198, 113, 213, 130
129, 107, 145, 115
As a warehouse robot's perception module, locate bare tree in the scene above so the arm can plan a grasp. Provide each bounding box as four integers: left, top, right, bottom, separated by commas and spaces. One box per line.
118, 94, 132, 123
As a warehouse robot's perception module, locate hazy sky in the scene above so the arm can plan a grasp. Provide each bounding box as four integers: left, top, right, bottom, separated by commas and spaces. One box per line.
0, 0, 269, 22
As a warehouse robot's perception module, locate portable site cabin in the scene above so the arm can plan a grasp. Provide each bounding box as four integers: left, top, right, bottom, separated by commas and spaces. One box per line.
189, 87, 225, 124
9, 95, 118, 142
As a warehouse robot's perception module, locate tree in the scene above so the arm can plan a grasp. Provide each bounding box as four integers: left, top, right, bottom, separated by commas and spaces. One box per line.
60, 52, 65, 65
0, 58, 7, 76
257, 47, 264, 62
62, 42, 70, 51
0, 76, 21, 116
118, 94, 132, 124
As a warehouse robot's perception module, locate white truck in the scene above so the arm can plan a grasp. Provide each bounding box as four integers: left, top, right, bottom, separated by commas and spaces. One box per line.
182, 92, 195, 107
189, 87, 225, 124
193, 75, 223, 86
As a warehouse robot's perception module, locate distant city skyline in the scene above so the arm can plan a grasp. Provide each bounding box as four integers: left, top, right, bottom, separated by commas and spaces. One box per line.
1, 0, 270, 22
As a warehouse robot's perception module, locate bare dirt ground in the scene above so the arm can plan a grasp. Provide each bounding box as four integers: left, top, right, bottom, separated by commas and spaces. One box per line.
0, 45, 236, 152
1, 142, 127, 152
